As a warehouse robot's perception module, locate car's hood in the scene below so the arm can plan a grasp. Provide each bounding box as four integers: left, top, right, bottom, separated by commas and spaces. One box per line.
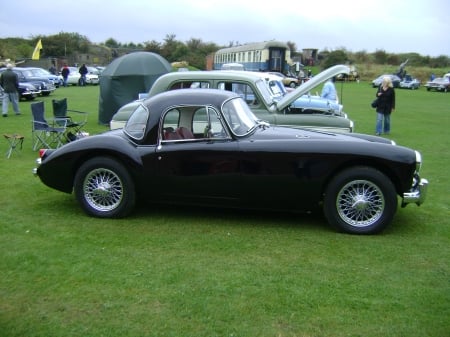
250, 125, 393, 145
273, 65, 349, 112
19, 82, 38, 89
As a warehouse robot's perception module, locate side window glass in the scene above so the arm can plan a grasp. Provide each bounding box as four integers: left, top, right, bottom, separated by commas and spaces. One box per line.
218, 81, 258, 106
193, 106, 228, 139
162, 108, 181, 140
190, 81, 210, 88
168, 81, 210, 90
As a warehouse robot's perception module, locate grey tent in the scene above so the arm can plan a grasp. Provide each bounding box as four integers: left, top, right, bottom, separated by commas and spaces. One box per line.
98, 52, 171, 124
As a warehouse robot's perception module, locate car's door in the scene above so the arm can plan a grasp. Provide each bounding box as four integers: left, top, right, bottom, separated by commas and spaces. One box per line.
156, 105, 241, 206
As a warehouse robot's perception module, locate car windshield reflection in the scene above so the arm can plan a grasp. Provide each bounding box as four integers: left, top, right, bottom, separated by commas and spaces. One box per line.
124, 104, 149, 140
221, 97, 260, 136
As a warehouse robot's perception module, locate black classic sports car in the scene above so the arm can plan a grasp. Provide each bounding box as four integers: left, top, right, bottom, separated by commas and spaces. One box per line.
33, 89, 428, 234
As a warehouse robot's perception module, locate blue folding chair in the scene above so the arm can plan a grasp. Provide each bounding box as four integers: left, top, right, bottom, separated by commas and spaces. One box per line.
31, 101, 67, 151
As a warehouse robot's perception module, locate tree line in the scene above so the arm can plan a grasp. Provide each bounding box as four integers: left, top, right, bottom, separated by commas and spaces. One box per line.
1, 32, 449, 70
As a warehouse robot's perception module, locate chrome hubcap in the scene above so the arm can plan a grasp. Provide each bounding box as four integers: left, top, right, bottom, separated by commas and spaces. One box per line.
83, 168, 123, 212
336, 180, 385, 227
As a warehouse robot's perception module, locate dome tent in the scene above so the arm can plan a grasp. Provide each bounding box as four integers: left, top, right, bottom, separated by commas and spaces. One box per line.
98, 52, 171, 125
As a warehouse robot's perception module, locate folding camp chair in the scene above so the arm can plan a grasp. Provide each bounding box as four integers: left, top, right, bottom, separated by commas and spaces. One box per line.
52, 98, 88, 141
31, 101, 67, 151
4, 133, 24, 158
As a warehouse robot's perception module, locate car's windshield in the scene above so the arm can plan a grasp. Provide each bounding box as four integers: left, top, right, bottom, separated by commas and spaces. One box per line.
266, 79, 286, 99
30, 68, 50, 76
221, 97, 259, 136
124, 104, 149, 140
255, 79, 274, 106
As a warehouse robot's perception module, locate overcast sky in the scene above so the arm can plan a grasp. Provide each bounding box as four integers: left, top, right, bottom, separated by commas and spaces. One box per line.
1, 0, 448, 57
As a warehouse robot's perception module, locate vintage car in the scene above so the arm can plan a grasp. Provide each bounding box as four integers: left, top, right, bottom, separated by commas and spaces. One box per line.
268, 71, 300, 87
65, 67, 100, 85
372, 74, 401, 88
110, 65, 354, 133
18, 82, 41, 100
424, 77, 450, 92
27, 67, 63, 87
0, 67, 56, 96
33, 89, 428, 235
399, 75, 421, 89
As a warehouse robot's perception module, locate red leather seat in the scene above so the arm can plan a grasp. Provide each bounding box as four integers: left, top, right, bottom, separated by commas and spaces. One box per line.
177, 127, 194, 139
164, 127, 181, 140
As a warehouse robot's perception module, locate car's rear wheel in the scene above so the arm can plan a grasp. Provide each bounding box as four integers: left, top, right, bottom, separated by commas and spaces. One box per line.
74, 157, 136, 218
323, 166, 397, 234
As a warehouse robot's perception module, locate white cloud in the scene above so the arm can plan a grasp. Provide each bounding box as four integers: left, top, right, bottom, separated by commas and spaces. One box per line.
0, 0, 449, 56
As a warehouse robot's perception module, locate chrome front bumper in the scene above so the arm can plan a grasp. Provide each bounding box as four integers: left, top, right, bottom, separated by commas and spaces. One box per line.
402, 178, 428, 207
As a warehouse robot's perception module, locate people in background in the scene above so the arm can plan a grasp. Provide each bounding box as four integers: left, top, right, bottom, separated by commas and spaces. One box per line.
321, 76, 338, 102
79, 64, 88, 86
49, 65, 57, 75
0, 63, 20, 117
61, 64, 70, 87
375, 76, 396, 136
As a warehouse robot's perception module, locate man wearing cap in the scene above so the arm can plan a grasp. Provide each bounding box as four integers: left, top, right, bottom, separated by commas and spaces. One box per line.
0, 63, 21, 117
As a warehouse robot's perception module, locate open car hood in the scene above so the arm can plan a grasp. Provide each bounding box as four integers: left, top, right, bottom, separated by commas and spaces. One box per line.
272, 65, 350, 112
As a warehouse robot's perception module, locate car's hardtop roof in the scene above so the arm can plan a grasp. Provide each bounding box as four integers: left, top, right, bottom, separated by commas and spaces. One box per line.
154, 70, 265, 83
146, 88, 241, 109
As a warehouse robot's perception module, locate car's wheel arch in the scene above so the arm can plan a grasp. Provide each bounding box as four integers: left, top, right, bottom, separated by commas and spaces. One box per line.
69, 151, 143, 193
73, 154, 142, 218
321, 163, 400, 234
319, 159, 403, 202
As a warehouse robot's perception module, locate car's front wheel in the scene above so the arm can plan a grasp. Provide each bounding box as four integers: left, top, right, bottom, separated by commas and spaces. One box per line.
74, 157, 136, 218
323, 166, 397, 234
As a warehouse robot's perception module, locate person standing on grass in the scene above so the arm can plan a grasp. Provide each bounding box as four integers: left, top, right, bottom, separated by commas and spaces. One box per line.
79, 64, 88, 86
0, 63, 20, 117
61, 64, 70, 87
375, 76, 396, 136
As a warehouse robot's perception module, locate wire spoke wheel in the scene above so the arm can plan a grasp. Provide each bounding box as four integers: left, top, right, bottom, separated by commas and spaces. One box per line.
83, 168, 123, 212
336, 179, 384, 227
324, 166, 397, 234
74, 157, 135, 218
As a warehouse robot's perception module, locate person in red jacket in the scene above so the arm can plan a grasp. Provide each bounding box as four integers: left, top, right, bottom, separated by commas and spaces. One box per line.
61, 64, 70, 87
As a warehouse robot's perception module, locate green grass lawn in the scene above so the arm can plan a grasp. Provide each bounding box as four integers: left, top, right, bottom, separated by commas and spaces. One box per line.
0, 82, 449, 337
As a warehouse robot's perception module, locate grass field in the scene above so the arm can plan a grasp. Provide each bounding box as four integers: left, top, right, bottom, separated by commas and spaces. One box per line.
0, 82, 449, 337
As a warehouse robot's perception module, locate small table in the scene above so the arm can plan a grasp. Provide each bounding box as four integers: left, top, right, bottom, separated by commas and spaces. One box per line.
4, 134, 24, 158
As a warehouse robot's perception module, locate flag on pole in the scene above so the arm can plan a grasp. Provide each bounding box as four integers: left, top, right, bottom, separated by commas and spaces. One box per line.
31, 39, 43, 60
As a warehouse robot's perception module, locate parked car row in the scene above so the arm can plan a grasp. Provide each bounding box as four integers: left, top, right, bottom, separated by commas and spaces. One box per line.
371, 74, 401, 88
0, 66, 57, 100
424, 76, 450, 92
399, 75, 421, 89
371, 73, 449, 92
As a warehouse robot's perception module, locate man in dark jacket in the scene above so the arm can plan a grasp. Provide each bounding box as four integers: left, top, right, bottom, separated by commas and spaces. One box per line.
79, 64, 88, 86
0, 64, 20, 117
375, 76, 396, 135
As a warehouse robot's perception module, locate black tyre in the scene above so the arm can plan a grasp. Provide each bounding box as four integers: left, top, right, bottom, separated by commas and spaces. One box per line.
74, 157, 136, 218
323, 166, 397, 234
